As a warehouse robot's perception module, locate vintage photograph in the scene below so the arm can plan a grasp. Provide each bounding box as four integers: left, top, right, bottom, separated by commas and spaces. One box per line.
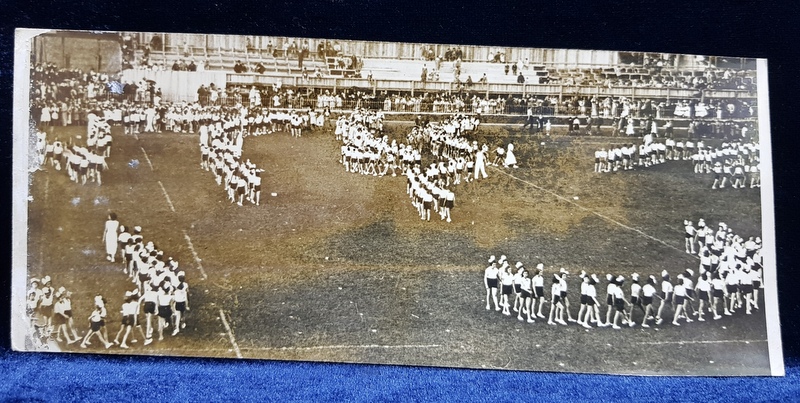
12, 28, 783, 376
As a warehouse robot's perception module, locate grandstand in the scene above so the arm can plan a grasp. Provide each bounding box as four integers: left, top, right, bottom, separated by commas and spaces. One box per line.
31, 30, 757, 123
109, 31, 757, 112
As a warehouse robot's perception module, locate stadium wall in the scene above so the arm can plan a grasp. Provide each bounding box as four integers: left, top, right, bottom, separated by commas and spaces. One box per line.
32, 32, 122, 73
132, 32, 620, 67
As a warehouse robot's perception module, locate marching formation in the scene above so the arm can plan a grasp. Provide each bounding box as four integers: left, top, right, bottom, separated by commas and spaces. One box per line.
483, 222, 763, 329
336, 111, 498, 222
103, 213, 191, 348
198, 111, 265, 206
689, 141, 761, 189
37, 112, 112, 185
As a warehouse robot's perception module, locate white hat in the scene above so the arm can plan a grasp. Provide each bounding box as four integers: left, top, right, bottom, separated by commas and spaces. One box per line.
94, 295, 104, 307
606, 274, 613, 281
591, 274, 600, 283
30, 278, 40, 284
134, 226, 142, 232
579, 270, 587, 278
124, 291, 133, 297
661, 270, 669, 278
58, 286, 66, 294
616, 275, 625, 283
42, 276, 51, 284
488, 255, 496, 263
515, 262, 524, 269
559, 268, 569, 275
685, 269, 694, 277
536, 263, 544, 270
631, 273, 639, 280
499, 255, 507, 262
178, 271, 186, 277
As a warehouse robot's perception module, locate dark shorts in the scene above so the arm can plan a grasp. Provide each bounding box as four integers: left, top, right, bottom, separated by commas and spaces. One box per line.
713, 289, 724, 298
686, 289, 696, 298
445, 200, 454, 209
587, 299, 596, 306
143, 301, 156, 314
753, 281, 761, 289
158, 305, 172, 319
39, 304, 53, 317
643, 296, 653, 306
122, 314, 135, 326
90, 320, 102, 332
631, 296, 640, 306
175, 301, 187, 312
614, 300, 625, 311
52, 313, 66, 326
741, 284, 754, 295
535, 287, 544, 298
513, 284, 521, 294
64, 309, 72, 318
553, 295, 561, 305
486, 278, 498, 288
521, 290, 532, 299
726, 284, 738, 294
662, 292, 672, 301
561, 291, 567, 299
606, 295, 614, 305
254, 185, 261, 192
580, 295, 588, 304
699, 291, 709, 301
675, 295, 686, 305
423, 201, 432, 210
501, 285, 512, 295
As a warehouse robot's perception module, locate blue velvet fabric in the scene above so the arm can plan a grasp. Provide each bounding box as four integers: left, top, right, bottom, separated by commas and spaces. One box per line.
0, 349, 796, 402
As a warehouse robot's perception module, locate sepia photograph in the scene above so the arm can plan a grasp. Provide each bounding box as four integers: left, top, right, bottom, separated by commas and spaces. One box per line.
12, 28, 783, 376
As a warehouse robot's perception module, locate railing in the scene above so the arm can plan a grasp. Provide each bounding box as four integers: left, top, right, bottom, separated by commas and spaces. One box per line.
226, 72, 757, 100
184, 94, 756, 120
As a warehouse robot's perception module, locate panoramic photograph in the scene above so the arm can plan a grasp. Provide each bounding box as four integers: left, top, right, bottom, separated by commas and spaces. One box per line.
12, 29, 782, 376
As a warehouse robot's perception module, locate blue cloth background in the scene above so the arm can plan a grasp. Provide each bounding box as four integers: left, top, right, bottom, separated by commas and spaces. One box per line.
2, 1, 799, 401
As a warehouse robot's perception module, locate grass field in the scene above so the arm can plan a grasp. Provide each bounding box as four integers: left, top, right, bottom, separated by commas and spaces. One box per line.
23, 120, 770, 375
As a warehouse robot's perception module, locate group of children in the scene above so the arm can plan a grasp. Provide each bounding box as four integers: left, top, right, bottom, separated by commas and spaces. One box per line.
26, 275, 82, 348
484, 228, 763, 330
99, 213, 191, 348
38, 113, 112, 185
593, 136, 762, 191
689, 142, 761, 189
335, 111, 498, 223
198, 117, 264, 206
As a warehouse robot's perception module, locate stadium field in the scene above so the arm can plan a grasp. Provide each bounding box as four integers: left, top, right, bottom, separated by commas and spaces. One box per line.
26, 121, 769, 375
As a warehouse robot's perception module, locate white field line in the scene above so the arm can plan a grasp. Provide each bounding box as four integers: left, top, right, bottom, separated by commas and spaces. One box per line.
219, 308, 243, 358
638, 339, 768, 346
140, 147, 154, 171
44, 176, 49, 204
157, 180, 176, 212
491, 167, 695, 258
243, 344, 442, 352
182, 230, 208, 280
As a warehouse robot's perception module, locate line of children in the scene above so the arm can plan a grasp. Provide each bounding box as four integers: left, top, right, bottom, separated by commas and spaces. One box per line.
481, 253, 763, 330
